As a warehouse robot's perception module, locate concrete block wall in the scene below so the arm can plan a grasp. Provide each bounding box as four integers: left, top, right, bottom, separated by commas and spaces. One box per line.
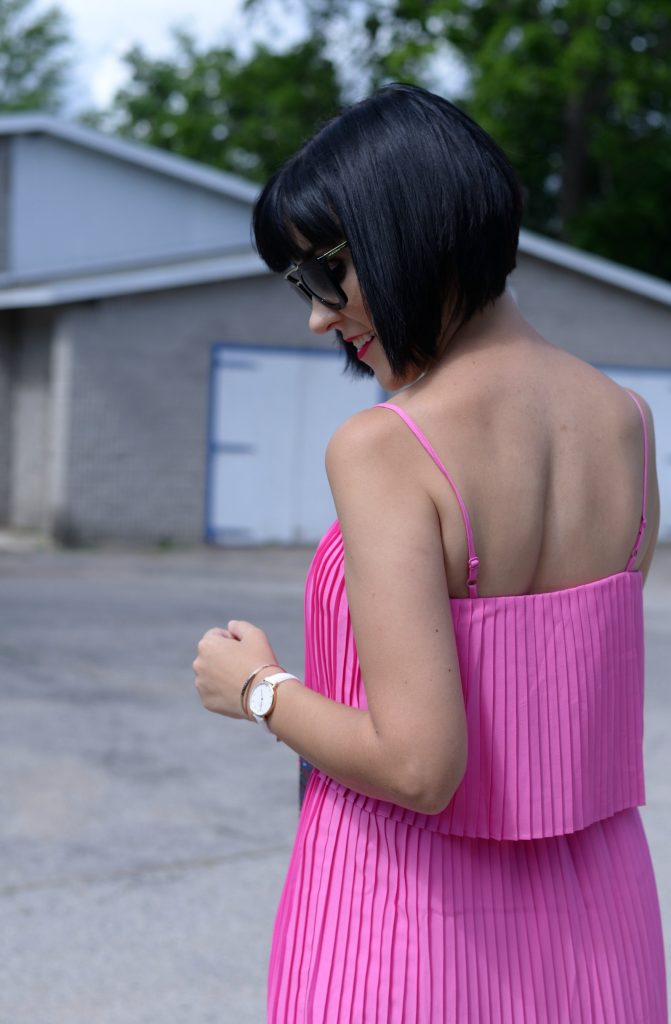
59, 274, 322, 544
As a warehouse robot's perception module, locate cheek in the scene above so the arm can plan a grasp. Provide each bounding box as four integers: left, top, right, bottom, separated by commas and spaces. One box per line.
341, 268, 369, 321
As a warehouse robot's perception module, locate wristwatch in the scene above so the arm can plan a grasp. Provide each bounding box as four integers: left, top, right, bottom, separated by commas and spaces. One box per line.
248, 672, 295, 728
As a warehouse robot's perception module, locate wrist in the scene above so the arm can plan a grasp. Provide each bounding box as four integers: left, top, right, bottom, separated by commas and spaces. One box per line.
265, 676, 303, 736
240, 662, 283, 719
248, 672, 300, 730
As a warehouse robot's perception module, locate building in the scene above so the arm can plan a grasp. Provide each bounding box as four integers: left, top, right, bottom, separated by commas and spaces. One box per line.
1, 115, 669, 545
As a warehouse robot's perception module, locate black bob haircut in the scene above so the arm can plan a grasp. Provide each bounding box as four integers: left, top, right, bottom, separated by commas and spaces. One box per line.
253, 83, 524, 379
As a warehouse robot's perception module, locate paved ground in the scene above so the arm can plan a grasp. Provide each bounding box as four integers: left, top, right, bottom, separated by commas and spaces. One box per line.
0, 541, 669, 1024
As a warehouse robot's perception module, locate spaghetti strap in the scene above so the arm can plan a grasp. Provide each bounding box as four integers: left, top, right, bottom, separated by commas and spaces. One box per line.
375, 402, 480, 597
623, 389, 649, 571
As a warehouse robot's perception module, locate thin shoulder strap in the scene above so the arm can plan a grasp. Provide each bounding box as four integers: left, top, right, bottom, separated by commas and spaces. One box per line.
623, 389, 649, 571
375, 402, 480, 597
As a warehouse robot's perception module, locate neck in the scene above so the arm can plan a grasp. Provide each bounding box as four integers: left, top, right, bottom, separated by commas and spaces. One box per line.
437, 290, 531, 361
390, 370, 428, 397
389, 291, 533, 396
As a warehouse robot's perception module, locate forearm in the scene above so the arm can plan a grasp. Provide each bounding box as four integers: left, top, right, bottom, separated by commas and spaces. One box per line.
265, 679, 425, 809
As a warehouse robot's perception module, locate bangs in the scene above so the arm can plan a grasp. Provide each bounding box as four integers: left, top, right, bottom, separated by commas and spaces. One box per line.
253, 84, 522, 384
253, 154, 344, 272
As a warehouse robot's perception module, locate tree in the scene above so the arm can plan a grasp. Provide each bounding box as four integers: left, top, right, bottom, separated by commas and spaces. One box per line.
423, 0, 671, 278
247, 0, 671, 280
0, 0, 71, 113
93, 31, 342, 183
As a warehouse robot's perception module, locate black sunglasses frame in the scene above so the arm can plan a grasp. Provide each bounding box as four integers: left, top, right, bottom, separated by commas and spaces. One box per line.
284, 241, 349, 310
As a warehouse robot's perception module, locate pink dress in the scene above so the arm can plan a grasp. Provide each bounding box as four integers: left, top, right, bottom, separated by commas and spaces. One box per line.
268, 396, 667, 1022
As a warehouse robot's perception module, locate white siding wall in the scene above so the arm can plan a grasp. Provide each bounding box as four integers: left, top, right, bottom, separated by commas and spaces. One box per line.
9, 136, 252, 278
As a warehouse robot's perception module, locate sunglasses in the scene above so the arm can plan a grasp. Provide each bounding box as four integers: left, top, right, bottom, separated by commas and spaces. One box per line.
284, 241, 349, 309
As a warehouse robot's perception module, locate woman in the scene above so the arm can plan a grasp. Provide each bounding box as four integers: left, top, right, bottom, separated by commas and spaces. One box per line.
193, 84, 666, 1022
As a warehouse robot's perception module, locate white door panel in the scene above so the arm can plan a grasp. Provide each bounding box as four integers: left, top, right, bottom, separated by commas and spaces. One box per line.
207, 345, 381, 544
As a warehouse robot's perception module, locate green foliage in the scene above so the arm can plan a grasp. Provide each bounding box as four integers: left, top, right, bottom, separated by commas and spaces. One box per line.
0, 0, 71, 113
87, 0, 670, 277
427, 0, 671, 278
91, 31, 342, 183
246, 0, 671, 279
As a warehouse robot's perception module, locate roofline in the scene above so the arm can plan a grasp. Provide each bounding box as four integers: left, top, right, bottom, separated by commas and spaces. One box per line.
518, 229, 671, 308
0, 249, 269, 309
0, 114, 668, 308
0, 112, 260, 205
2, 234, 671, 311
0, 242, 257, 288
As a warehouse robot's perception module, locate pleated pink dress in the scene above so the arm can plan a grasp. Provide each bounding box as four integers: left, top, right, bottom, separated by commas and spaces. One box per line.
268, 394, 667, 1023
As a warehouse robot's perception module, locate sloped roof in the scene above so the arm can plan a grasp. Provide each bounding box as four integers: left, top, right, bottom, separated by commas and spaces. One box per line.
0, 113, 670, 311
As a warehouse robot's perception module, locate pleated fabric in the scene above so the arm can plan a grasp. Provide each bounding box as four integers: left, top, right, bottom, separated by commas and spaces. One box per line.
302, 522, 645, 840
267, 521, 667, 1021
269, 776, 665, 1023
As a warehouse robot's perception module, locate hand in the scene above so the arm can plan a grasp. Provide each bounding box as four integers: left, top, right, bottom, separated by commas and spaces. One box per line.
193, 620, 281, 719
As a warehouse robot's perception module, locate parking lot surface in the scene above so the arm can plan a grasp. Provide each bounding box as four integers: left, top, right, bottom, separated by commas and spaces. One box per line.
1, 541, 669, 1023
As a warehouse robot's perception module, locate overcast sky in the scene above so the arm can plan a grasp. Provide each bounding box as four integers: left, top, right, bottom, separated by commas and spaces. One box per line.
37, 0, 305, 112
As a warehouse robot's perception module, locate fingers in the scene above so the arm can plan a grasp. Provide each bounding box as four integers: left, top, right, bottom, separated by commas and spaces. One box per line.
227, 620, 262, 640
199, 627, 234, 644
198, 621, 264, 643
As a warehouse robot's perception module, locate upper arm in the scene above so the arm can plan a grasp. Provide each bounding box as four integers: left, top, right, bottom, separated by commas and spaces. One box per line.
326, 409, 467, 810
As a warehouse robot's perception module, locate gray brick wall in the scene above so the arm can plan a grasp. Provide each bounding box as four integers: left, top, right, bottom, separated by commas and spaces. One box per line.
60, 274, 321, 544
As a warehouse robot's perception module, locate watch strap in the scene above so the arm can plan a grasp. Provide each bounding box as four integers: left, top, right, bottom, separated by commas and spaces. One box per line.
264, 672, 295, 686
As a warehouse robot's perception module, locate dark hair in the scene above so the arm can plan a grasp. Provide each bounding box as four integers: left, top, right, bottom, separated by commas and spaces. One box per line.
253, 83, 523, 378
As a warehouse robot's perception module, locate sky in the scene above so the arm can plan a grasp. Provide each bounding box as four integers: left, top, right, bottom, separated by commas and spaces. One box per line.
34, 0, 467, 117
37, 0, 305, 113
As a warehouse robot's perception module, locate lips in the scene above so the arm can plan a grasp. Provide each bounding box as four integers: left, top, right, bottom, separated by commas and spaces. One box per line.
356, 337, 374, 360
345, 333, 375, 360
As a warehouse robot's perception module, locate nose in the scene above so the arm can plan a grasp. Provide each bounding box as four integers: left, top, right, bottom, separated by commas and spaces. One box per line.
308, 298, 342, 335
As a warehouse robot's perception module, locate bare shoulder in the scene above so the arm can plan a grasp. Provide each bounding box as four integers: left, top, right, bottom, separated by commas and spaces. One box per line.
325, 404, 437, 536
325, 405, 410, 484
623, 388, 654, 429
602, 383, 657, 454
534, 348, 655, 438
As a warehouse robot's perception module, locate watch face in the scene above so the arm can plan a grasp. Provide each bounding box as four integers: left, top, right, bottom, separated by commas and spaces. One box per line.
249, 681, 274, 717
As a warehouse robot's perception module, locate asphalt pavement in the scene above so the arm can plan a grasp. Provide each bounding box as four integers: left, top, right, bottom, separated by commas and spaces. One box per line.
1, 540, 669, 1024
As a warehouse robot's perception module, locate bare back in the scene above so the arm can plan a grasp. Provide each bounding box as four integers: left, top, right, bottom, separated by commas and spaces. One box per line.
386, 298, 660, 598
